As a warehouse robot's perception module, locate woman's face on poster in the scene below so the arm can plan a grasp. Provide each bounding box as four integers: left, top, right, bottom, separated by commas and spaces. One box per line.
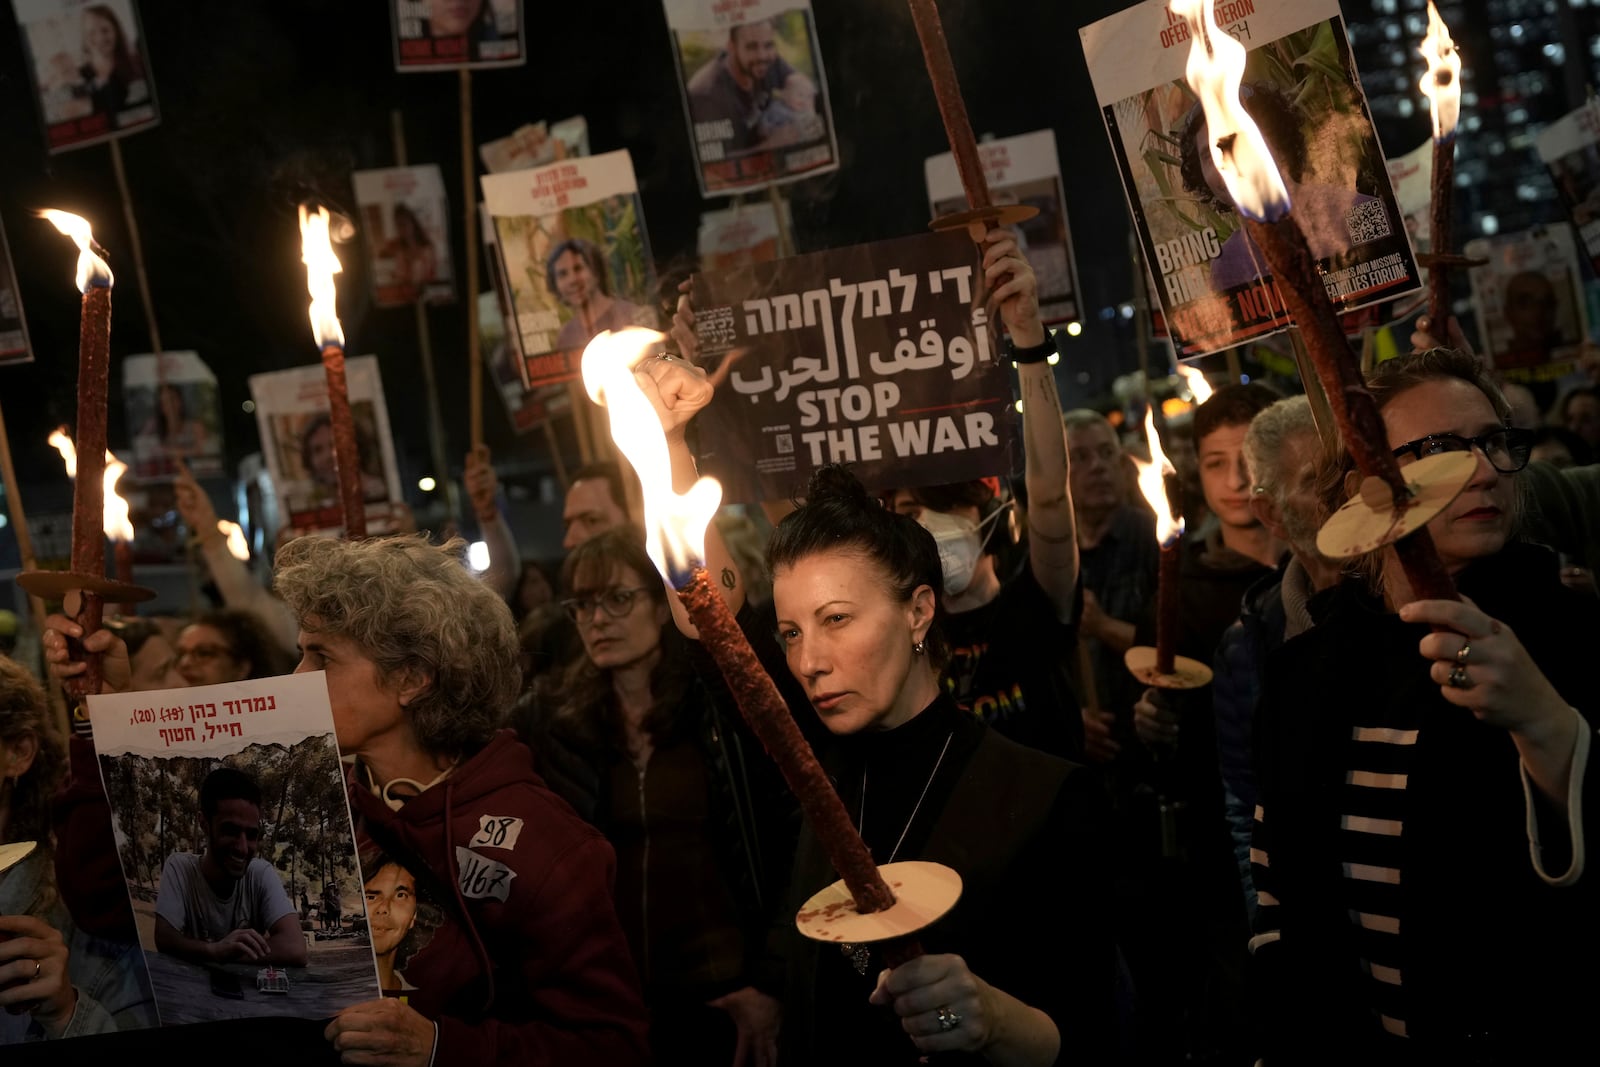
307, 423, 338, 487
429, 0, 482, 37
82, 10, 118, 60
552, 250, 596, 309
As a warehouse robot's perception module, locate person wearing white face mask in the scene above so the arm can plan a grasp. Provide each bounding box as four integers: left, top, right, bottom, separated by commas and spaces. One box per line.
889, 475, 1083, 760
880, 230, 1084, 761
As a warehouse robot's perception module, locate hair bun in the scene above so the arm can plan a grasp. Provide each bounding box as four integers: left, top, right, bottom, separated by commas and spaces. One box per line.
802, 464, 875, 511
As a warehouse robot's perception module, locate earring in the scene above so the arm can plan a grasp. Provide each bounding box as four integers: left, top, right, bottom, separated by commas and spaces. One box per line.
912, 639, 926, 656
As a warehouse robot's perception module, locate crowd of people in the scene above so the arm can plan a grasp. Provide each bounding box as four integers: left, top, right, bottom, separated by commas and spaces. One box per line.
0, 230, 1596, 1067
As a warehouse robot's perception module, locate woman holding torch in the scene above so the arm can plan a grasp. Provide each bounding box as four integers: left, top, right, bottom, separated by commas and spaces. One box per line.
1250, 347, 1598, 1059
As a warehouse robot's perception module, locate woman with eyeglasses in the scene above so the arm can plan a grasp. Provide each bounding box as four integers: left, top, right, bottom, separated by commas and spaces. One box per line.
1250, 347, 1598, 1062
173, 610, 292, 688
517, 526, 794, 1067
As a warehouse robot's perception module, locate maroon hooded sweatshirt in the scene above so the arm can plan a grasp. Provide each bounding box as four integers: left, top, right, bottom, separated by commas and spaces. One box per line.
347, 729, 650, 1066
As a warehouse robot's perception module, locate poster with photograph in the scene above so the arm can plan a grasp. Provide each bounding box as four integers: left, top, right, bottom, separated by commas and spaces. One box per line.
123, 351, 225, 480
690, 231, 1015, 504
1385, 138, 1433, 253
698, 201, 785, 272
353, 165, 454, 308
1465, 226, 1590, 382
13, 0, 158, 152
390, 0, 524, 71
1080, 0, 1420, 358
926, 129, 1085, 326
247, 356, 404, 539
481, 290, 570, 433
0, 218, 32, 365
479, 115, 590, 174
88, 673, 379, 1025
481, 150, 659, 388
665, 0, 840, 197
1537, 101, 1600, 276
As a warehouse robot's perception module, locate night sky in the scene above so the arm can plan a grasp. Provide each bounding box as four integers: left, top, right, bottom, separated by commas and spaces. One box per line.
0, 0, 1140, 536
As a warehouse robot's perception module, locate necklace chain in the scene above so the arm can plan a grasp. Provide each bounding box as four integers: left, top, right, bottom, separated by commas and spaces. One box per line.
858, 730, 955, 865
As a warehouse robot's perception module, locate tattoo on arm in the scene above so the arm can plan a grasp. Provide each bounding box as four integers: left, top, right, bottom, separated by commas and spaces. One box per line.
721, 567, 738, 591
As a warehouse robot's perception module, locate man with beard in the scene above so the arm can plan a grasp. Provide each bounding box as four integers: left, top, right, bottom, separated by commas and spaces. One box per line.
685, 17, 816, 155
153, 767, 307, 967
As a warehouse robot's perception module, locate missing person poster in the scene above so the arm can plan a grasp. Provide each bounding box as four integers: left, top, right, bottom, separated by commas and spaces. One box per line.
925, 129, 1084, 326
247, 356, 405, 539
690, 231, 1015, 504
1386, 138, 1435, 257
1537, 101, 1600, 276
390, 0, 524, 70
479, 115, 590, 173
1464, 226, 1591, 382
1079, 0, 1420, 358
352, 165, 455, 308
482, 290, 570, 434
665, 0, 840, 197
13, 0, 159, 152
698, 201, 785, 272
124, 351, 224, 480
0, 218, 32, 365
481, 150, 659, 388
89, 673, 380, 1025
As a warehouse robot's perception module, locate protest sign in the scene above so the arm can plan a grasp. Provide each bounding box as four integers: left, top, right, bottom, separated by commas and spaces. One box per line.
1537, 100, 1600, 276
665, 0, 840, 196
89, 673, 379, 1025
1385, 138, 1433, 253
691, 231, 1015, 504
1465, 226, 1590, 383
481, 150, 659, 388
482, 290, 570, 433
926, 129, 1084, 326
698, 201, 785, 272
124, 351, 225, 480
479, 115, 589, 173
247, 356, 404, 539
0, 218, 32, 365
1080, 0, 1419, 358
390, 0, 524, 70
352, 165, 455, 307
13, 0, 159, 152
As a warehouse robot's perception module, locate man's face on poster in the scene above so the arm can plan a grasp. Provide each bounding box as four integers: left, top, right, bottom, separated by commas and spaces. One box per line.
1194, 120, 1237, 210
307, 423, 338, 488
365, 863, 418, 957
551, 250, 596, 310
430, 0, 482, 37
730, 21, 778, 83
205, 797, 262, 882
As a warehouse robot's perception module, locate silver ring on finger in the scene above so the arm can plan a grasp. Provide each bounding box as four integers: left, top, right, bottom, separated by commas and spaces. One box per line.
33, 960, 42, 979
1456, 642, 1471, 665
936, 1005, 962, 1032
1448, 664, 1471, 689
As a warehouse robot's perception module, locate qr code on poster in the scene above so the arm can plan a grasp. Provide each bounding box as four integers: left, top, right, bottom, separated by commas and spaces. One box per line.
775, 434, 794, 455
1344, 200, 1392, 243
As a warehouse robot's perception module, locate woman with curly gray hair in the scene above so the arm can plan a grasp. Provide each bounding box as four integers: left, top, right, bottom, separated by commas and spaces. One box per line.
270, 533, 649, 1067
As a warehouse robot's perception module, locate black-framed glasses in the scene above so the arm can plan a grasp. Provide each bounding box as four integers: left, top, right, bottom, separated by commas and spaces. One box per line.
561, 587, 651, 622
1390, 427, 1534, 474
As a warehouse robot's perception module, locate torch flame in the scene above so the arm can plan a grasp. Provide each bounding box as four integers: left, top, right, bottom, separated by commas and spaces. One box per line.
1132, 408, 1183, 547
1418, 1, 1461, 143
1171, 0, 1290, 223
299, 204, 345, 349
38, 209, 113, 291
50, 428, 132, 540
49, 427, 77, 477
1177, 364, 1214, 404
580, 328, 722, 583
104, 454, 133, 543
217, 520, 250, 561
